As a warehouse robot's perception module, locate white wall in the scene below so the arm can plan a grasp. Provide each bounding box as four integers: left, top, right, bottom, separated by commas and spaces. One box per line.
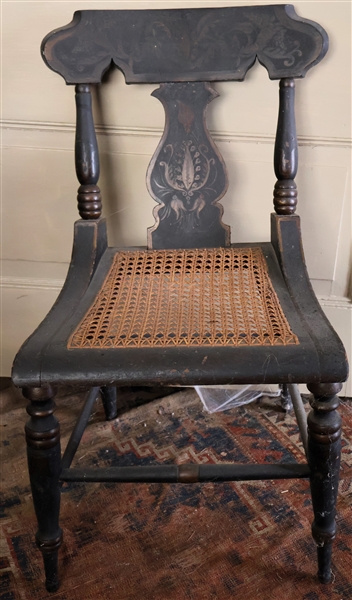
1, 1, 351, 393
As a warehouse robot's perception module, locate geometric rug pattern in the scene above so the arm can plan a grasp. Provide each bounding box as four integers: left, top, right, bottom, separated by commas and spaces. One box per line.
1, 385, 351, 599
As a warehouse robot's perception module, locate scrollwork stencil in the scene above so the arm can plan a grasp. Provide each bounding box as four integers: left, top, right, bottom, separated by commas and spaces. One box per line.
41, 6, 328, 84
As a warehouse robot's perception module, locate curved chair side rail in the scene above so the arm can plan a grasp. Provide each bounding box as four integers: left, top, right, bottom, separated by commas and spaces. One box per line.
12, 219, 107, 387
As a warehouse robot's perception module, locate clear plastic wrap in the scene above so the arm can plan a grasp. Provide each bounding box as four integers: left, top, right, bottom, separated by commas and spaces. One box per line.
195, 384, 281, 413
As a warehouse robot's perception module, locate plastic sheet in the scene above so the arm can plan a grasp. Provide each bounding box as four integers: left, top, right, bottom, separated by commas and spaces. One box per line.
195, 384, 281, 413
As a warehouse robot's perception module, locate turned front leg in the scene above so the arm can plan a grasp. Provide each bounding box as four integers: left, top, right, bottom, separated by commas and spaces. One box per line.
23, 385, 63, 593
307, 382, 342, 583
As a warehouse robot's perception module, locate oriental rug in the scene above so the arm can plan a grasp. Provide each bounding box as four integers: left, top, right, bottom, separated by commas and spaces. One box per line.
1, 385, 351, 600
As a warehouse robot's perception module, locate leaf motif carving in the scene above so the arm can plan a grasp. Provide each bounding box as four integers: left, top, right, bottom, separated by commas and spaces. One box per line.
182, 145, 195, 191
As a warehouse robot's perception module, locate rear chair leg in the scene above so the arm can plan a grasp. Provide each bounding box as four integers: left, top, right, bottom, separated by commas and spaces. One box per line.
280, 383, 293, 412
23, 385, 62, 593
307, 382, 342, 584
100, 385, 118, 420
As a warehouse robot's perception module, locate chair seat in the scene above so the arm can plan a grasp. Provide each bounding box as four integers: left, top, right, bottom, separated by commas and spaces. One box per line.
68, 247, 298, 349
12, 229, 347, 389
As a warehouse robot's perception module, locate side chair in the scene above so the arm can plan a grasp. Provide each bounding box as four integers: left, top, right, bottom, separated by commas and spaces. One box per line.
12, 5, 348, 593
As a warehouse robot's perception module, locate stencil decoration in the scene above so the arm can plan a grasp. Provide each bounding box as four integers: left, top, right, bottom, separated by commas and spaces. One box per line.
41, 6, 329, 84
147, 82, 230, 249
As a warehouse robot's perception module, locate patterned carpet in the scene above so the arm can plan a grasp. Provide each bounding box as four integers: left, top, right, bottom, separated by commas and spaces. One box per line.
1, 385, 351, 600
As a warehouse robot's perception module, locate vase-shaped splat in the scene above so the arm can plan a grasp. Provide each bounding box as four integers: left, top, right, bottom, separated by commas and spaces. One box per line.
147, 82, 230, 249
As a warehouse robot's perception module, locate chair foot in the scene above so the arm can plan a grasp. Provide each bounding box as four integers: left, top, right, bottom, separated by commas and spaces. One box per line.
317, 544, 333, 584
41, 540, 62, 592
23, 385, 63, 593
307, 383, 342, 584
100, 386, 118, 420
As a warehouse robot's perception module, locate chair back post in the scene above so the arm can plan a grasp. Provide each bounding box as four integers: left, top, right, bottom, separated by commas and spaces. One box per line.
273, 78, 298, 215
75, 84, 102, 219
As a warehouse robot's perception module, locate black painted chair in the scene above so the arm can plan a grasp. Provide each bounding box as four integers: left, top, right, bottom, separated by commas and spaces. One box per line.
12, 5, 348, 593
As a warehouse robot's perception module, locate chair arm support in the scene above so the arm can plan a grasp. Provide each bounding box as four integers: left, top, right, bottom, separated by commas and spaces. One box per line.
271, 213, 348, 382
12, 219, 107, 387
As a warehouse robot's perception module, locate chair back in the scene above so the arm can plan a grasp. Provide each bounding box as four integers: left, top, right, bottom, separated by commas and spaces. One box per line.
41, 6, 328, 248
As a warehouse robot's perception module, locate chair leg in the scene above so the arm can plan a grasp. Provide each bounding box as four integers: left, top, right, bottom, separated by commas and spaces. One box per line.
307, 383, 342, 584
23, 385, 63, 593
100, 385, 118, 420
279, 383, 293, 412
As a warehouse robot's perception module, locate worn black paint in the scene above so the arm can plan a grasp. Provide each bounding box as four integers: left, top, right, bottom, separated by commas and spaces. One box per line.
61, 387, 100, 470
273, 79, 298, 214
307, 383, 342, 584
41, 6, 328, 84
75, 85, 102, 219
23, 387, 62, 593
100, 386, 118, 420
147, 82, 230, 249
12, 235, 348, 388
60, 463, 311, 483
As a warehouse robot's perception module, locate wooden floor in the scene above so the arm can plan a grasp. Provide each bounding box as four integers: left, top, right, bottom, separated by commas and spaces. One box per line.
1, 383, 351, 599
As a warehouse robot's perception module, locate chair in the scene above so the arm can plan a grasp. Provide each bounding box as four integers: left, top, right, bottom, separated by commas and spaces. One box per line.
12, 5, 348, 593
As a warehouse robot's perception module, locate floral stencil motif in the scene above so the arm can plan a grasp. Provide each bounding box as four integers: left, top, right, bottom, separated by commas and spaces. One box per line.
147, 82, 230, 249
157, 139, 216, 224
